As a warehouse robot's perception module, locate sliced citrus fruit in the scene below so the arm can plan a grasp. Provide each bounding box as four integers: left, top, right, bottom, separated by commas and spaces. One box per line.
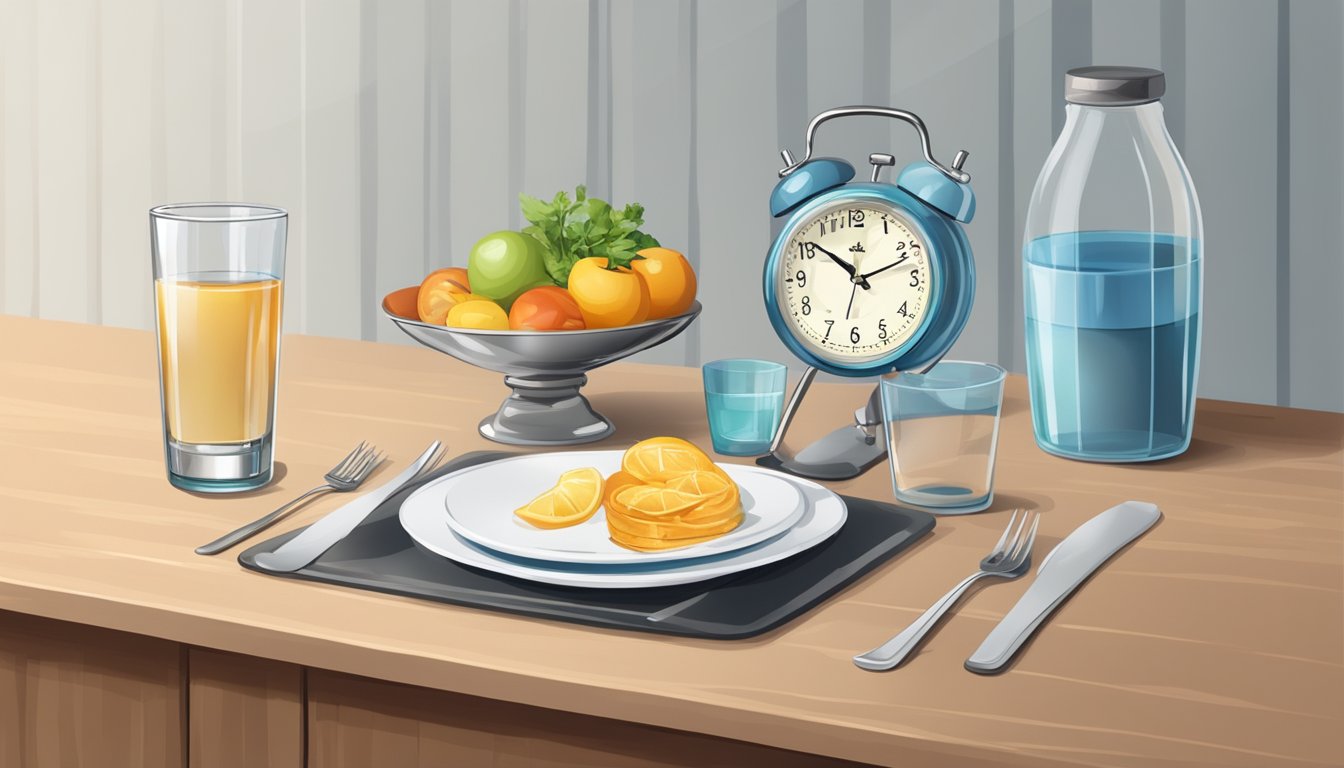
603, 470, 644, 516
514, 467, 604, 529
612, 484, 741, 527
613, 485, 705, 518
606, 508, 743, 541
665, 471, 740, 517
621, 437, 720, 484
611, 489, 740, 523
609, 528, 735, 552
665, 470, 733, 501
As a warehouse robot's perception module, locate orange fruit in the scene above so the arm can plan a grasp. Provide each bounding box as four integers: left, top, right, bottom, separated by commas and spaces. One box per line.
446, 299, 509, 330
509, 286, 586, 331
514, 467, 604, 529
416, 267, 471, 324
621, 437, 720, 484
631, 248, 697, 319
566, 257, 651, 329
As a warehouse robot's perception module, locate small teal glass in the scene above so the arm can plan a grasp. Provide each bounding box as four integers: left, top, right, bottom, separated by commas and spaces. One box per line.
702, 359, 788, 456
881, 361, 1006, 514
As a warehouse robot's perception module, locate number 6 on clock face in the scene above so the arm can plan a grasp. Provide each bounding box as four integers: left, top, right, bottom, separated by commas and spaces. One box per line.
778, 201, 932, 366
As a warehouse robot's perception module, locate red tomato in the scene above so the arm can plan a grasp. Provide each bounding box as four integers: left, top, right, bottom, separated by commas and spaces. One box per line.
508, 286, 587, 331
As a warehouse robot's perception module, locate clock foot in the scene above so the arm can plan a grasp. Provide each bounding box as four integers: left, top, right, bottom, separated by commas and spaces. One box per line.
757, 423, 887, 480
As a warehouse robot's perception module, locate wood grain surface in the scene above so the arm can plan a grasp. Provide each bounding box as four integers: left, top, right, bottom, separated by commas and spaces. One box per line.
0, 611, 184, 768
187, 648, 303, 768
307, 669, 865, 768
0, 315, 1340, 768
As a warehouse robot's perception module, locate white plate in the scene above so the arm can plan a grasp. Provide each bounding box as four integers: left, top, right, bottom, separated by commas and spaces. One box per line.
399, 473, 847, 589
436, 451, 805, 565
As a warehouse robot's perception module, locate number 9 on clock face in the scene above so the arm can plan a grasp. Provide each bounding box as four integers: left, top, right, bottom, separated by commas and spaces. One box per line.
777, 202, 932, 366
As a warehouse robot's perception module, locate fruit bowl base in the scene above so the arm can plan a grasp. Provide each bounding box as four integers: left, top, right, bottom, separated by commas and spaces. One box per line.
477, 373, 615, 446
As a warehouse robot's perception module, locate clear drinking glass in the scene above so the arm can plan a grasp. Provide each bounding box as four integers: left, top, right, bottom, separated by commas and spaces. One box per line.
881, 361, 1006, 514
150, 204, 287, 492
702, 359, 788, 456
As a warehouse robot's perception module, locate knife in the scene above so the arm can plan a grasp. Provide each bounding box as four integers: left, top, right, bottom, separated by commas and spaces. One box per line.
964, 500, 1161, 674
252, 441, 443, 574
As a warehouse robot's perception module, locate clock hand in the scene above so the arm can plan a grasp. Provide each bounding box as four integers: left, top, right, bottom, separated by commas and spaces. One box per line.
858, 254, 911, 283
844, 282, 859, 321
811, 243, 857, 277
812, 243, 872, 289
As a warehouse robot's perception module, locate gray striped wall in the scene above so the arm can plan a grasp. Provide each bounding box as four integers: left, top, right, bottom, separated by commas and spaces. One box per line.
1, 0, 1340, 411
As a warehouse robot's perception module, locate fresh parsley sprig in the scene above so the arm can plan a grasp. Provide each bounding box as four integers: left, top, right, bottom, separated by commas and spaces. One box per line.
520, 185, 660, 286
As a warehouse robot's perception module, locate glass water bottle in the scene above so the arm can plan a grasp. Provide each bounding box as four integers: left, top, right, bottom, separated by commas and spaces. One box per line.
1023, 66, 1203, 462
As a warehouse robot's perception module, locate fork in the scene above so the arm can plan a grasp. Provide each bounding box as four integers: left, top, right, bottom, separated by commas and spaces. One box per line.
194, 442, 383, 556
853, 509, 1040, 671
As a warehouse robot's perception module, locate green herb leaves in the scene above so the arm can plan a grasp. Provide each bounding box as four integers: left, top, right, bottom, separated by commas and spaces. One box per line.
520, 185, 660, 286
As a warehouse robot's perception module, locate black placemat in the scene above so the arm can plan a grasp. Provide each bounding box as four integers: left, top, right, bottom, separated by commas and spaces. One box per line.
239, 451, 935, 639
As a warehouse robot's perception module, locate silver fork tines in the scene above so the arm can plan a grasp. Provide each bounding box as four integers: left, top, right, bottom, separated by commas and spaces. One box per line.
987, 509, 1038, 568
195, 442, 383, 556
854, 509, 1040, 671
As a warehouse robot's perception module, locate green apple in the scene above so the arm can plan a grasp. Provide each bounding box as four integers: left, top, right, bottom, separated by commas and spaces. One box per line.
467, 232, 553, 311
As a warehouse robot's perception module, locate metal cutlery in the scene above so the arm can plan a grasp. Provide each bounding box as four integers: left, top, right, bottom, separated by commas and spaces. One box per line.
854, 509, 1039, 671
252, 440, 445, 573
965, 500, 1161, 674
196, 442, 383, 556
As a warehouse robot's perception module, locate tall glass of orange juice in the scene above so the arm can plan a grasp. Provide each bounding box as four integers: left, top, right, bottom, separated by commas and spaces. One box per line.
150, 204, 287, 492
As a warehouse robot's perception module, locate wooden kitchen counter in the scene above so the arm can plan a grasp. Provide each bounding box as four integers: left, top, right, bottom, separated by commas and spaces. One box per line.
0, 315, 1340, 768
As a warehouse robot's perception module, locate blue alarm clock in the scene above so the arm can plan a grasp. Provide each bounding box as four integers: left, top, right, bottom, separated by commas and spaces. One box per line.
758, 106, 977, 479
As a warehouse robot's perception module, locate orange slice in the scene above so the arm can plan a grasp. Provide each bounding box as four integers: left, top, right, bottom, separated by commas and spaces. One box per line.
613, 485, 703, 518
609, 528, 736, 552
603, 470, 644, 517
606, 508, 743, 541
514, 467, 604, 529
611, 488, 741, 523
667, 471, 741, 517
416, 267, 471, 323
665, 470, 733, 501
621, 437, 720, 484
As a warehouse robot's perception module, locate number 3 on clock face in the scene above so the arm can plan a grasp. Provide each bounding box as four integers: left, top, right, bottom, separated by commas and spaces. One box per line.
778, 202, 932, 366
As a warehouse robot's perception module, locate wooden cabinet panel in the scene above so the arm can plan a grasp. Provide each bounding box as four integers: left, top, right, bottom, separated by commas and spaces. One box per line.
0, 610, 183, 768
306, 669, 867, 768
187, 648, 303, 768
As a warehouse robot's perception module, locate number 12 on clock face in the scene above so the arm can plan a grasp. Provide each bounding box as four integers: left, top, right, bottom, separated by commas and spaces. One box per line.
779, 204, 931, 366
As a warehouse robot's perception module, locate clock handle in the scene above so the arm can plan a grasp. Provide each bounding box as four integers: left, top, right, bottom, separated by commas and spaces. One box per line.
768, 366, 819, 456
778, 105, 970, 184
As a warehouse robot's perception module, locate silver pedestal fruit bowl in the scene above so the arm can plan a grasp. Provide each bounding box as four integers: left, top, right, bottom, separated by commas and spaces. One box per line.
383, 287, 701, 446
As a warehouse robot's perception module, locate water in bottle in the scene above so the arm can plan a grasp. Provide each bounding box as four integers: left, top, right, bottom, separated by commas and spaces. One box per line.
1023, 67, 1203, 462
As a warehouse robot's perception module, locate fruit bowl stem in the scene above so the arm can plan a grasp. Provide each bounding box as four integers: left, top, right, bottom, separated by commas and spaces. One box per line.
478, 373, 615, 446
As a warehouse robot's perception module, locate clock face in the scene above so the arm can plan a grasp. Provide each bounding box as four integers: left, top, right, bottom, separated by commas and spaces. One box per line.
777, 202, 933, 365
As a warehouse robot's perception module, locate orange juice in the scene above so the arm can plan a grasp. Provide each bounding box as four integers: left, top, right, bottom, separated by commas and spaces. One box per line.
155, 276, 283, 444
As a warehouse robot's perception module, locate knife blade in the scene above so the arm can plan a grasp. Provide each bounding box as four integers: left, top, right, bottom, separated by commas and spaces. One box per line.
964, 500, 1161, 674
252, 440, 443, 574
